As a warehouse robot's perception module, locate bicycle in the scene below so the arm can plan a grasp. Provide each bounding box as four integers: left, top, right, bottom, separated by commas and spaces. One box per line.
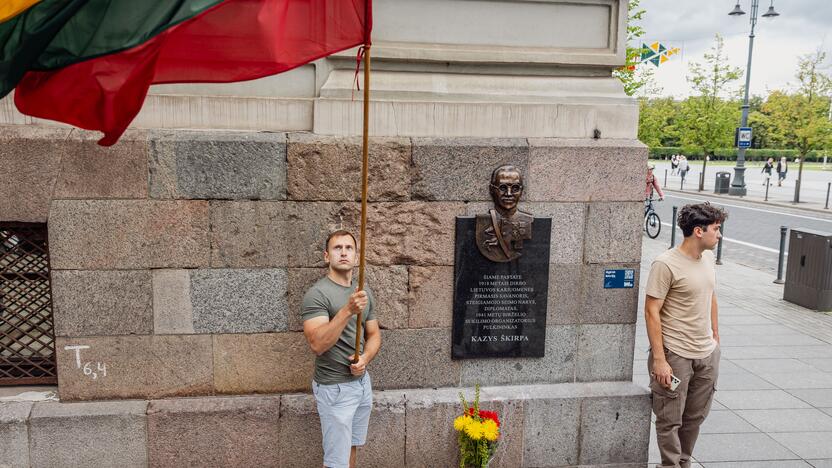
644, 197, 661, 239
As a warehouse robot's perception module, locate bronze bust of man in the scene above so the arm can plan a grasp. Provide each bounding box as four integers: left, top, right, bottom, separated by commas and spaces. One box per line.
475, 165, 534, 262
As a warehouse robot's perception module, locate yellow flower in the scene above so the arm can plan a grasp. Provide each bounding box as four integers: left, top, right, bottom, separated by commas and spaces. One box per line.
481, 419, 499, 441
464, 420, 484, 440
453, 415, 467, 431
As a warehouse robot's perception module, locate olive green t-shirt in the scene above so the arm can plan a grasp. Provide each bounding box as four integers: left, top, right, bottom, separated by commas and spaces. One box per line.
301, 276, 376, 385
646, 247, 717, 360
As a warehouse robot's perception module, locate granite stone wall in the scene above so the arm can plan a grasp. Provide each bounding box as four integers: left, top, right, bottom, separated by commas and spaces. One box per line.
0, 124, 647, 402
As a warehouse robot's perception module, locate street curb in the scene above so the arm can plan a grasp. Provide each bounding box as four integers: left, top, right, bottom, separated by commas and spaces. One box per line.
665, 188, 832, 216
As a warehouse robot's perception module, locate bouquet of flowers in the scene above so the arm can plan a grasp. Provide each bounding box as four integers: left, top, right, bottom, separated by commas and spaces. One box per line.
454, 384, 500, 468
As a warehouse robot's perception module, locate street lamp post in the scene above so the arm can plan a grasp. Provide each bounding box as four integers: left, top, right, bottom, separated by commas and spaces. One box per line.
728, 0, 779, 196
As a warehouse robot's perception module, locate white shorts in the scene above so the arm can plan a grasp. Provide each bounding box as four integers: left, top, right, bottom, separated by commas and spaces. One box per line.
312, 373, 373, 468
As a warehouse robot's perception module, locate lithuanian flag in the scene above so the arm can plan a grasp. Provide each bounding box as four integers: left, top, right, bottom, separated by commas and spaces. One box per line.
1, 0, 371, 145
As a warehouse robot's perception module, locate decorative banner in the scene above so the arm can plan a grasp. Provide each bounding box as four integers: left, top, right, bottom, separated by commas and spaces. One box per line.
639, 42, 681, 67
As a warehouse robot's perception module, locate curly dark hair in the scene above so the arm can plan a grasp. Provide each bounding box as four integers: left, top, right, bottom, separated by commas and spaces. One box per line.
678, 203, 727, 237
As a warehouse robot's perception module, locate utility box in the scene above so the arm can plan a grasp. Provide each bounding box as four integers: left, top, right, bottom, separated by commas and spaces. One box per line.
784, 228, 832, 311
714, 172, 731, 194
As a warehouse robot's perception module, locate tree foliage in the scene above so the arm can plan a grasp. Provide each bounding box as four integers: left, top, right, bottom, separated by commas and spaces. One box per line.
614, 0, 660, 96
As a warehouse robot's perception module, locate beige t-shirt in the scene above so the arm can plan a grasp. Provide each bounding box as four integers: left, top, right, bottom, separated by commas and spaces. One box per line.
646, 247, 717, 359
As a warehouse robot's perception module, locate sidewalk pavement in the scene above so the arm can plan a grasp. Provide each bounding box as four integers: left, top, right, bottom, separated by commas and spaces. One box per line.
635, 236, 832, 467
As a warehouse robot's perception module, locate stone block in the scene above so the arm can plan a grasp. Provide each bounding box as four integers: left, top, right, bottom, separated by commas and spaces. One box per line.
460, 326, 578, 387
361, 390, 407, 468
482, 397, 526, 468
408, 265, 454, 328
580, 263, 640, 324
147, 395, 281, 468
152, 269, 194, 334
411, 137, 529, 201
287, 133, 411, 201
48, 200, 210, 270
55, 335, 213, 401
53, 129, 148, 199
371, 328, 461, 390
190, 268, 288, 334
52, 270, 152, 336
286, 267, 326, 331
0, 125, 67, 222
583, 202, 642, 264
579, 394, 652, 464
577, 324, 636, 382
148, 130, 287, 199
213, 332, 314, 394
209, 201, 290, 268
522, 397, 581, 466
283, 201, 360, 268
0, 401, 32, 468
526, 138, 647, 202
29, 400, 148, 468
278, 394, 323, 468
404, 387, 460, 467
547, 264, 582, 325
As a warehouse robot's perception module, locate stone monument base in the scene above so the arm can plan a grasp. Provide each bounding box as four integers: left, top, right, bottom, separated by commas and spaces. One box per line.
1, 382, 649, 468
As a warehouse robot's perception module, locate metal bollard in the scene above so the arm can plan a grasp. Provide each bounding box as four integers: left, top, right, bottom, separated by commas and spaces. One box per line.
670, 206, 678, 248
698, 172, 704, 192
774, 226, 788, 284
664, 169, 668, 187
765, 180, 770, 202
716, 220, 724, 265
826, 182, 830, 210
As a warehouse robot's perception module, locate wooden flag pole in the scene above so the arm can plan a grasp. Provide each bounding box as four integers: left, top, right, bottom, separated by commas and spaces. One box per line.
353, 45, 371, 364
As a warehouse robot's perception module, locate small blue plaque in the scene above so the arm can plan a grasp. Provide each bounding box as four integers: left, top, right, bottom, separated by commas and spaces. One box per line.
604, 269, 635, 289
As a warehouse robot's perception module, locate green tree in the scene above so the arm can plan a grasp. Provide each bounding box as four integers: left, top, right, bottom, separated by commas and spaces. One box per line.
789, 50, 831, 201
614, 0, 660, 96
675, 34, 742, 156
638, 97, 679, 147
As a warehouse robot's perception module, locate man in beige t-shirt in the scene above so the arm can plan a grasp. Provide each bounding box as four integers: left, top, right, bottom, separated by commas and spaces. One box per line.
645, 203, 726, 468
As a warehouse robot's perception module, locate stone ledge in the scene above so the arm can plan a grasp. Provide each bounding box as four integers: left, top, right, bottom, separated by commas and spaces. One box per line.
2, 381, 648, 467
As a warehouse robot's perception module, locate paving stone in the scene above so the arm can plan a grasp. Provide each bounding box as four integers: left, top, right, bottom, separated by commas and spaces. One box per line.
693, 433, 800, 462
209, 201, 290, 268
714, 390, 812, 410
149, 130, 287, 199
721, 345, 832, 360
54, 129, 148, 199
735, 408, 832, 433
806, 459, 832, 468
213, 332, 314, 394
460, 326, 577, 387
0, 125, 67, 222
579, 394, 652, 464
29, 400, 148, 468
404, 387, 459, 467
769, 432, 832, 459
699, 410, 760, 434
584, 202, 643, 264
190, 268, 288, 334
523, 397, 580, 466
408, 265, 454, 328
52, 270, 152, 336
787, 389, 832, 408
0, 401, 32, 468
55, 335, 213, 401
152, 269, 195, 334
48, 200, 210, 270
547, 264, 581, 325
527, 138, 647, 202
704, 462, 813, 468
146, 395, 281, 468
802, 358, 832, 372
371, 328, 461, 390
361, 390, 407, 468
278, 393, 323, 468
715, 372, 777, 391
577, 324, 636, 382
757, 372, 832, 389
288, 133, 410, 201
580, 263, 639, 324
411, 137, 528, 201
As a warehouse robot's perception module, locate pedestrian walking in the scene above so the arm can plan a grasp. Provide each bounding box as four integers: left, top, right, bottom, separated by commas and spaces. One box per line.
776, 157, 788, 186
671, 154, 679, 176
645, 203, 727, 468
678, 155, 689, 183
761, 157, 774, 186
302, 230, 382, 468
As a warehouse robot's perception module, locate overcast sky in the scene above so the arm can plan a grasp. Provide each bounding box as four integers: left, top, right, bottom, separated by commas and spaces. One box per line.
637, 0, 832, 98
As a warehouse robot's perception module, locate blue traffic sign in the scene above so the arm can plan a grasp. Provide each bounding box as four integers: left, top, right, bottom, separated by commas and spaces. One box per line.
604, 269, 635, 289
736, 127, 752, 148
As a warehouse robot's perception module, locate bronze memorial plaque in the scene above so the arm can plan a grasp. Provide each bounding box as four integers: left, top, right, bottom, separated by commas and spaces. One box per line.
452, 165, 551, 359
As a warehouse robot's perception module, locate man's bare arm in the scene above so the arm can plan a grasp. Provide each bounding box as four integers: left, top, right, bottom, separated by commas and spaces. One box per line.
645, 295, 673, 388
350, 319, 381, 376
711, 291, 720, 344
303, 291, 367, 356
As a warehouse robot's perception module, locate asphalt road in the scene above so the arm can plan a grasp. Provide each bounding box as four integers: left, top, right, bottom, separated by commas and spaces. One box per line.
648, 192, 832, 274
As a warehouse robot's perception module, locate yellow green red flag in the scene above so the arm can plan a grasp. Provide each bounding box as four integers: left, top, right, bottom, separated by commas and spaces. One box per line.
0, 0, 39, 23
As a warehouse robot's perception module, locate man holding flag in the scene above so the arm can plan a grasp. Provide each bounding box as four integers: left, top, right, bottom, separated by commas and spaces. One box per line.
302, 230, 381, 468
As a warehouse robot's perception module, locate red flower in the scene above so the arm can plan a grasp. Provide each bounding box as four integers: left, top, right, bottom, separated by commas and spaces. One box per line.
478, 410, 501, 428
